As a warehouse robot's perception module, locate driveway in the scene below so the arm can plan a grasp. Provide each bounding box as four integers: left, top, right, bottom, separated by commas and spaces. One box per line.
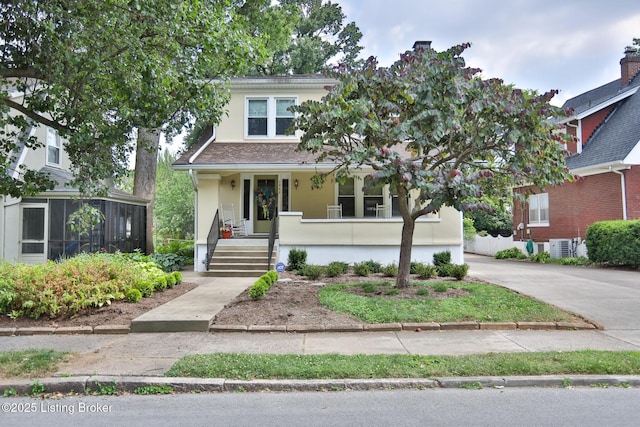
465, 253, 640, 330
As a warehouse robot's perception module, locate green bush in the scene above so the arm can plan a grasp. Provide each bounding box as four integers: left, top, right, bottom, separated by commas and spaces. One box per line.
560, 256, 590, 266
172, 271, 183, 285
362, 259, 382, 274
301, 264, 324, 280
166, 274, 177, 288
134, 280, 155, 297
416, 287, 430, 296
325, 261, 349, 277
153, 276, 168, 291
353, 262, 371, 277
436, 263, 452, 277
410, 261, 421, 274
586, 220, 640, 268
433, 251, 451, 267
381, 263, 398, 277
266, 270, 278, 285
530, 251, 551, 264
414, 263, 436, 280
495, 247, 527, 260
151, 253, 186, 272
249, 278, 269, 300
287, 248, 307, 271
125, 288, 143, 303
448, 263, 469, 280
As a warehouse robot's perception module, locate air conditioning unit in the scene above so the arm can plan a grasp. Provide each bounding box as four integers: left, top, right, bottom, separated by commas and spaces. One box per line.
549, 239, 571, 259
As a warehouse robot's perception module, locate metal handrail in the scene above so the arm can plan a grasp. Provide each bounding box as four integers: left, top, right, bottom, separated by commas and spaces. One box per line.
267, 210, 277, 270
206, 209, 220, 271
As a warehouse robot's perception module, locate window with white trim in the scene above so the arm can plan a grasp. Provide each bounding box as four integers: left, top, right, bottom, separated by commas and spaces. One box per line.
46, 127, 61, 166
246, 96, 297, 138
528, 193, 549, 225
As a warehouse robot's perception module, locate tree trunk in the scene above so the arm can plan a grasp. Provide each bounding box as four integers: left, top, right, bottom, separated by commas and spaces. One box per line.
133, 127, 160, 255
396, 217, 415, 288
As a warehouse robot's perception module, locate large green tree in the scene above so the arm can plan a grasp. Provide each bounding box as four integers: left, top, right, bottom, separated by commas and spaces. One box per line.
154, 149, 194, 243
1, 0, 261, 199
293, 43, 572, 287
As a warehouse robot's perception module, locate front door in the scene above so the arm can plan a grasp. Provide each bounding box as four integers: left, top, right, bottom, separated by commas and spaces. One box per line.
20, 203, 48, 263
254, 176, 277, 233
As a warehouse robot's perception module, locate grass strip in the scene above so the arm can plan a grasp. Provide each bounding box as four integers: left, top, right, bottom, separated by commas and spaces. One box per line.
318, 282, 574, 323
0, 349, 69, 379
166, 351, 640, 380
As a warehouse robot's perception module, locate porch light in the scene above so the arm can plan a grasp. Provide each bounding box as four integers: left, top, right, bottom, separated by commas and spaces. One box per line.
231, 179, 236, 189
294, 179, 299, 189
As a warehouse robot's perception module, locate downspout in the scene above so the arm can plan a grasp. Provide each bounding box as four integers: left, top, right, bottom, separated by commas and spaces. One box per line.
611, 168, 628, 220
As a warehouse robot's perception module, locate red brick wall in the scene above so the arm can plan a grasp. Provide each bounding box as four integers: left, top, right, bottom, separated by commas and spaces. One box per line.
625, 166, 640, 219
580, 106, 615, 146
514, 172, 625, 242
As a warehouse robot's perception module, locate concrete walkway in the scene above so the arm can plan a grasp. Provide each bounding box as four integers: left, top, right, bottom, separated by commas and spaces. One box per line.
2, 254, 640, 392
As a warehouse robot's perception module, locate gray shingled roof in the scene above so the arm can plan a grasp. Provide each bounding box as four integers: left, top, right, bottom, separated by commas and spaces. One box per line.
562, 73, 640, 116
565, 86, 640, 170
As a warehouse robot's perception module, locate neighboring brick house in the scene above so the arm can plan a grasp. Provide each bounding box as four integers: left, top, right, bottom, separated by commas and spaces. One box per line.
513, 48, 640, 257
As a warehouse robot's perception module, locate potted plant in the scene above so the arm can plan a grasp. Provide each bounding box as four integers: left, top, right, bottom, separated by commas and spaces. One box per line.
220, 225, 232, 239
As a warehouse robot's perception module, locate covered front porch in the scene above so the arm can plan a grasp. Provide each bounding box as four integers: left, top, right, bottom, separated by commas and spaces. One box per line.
191, 169, 463, 272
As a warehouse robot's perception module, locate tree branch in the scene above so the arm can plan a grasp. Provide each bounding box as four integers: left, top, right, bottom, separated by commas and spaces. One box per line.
1, 97, 68, 132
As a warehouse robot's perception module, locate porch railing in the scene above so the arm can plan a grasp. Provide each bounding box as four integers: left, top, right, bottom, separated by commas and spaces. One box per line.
206, 209, 220, 270
267, 210, 277, 270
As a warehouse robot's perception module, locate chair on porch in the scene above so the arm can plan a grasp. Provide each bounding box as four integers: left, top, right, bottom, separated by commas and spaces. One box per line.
220, 204, 247, 237
376, 204, 390, 218
327, 204, 342, 219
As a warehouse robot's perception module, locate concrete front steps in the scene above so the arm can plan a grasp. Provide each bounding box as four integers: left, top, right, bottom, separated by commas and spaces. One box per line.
206, 239, 277, 277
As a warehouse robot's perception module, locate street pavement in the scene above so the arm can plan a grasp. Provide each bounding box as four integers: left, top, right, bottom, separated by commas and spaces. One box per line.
1, 253, 640, 392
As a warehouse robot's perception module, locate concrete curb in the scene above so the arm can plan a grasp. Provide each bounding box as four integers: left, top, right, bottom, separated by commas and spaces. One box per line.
0, 320, 597, 336
2, 375, 640, 396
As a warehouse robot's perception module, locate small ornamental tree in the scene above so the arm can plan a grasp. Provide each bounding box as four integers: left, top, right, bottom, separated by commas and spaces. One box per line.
293, 43, 573, 288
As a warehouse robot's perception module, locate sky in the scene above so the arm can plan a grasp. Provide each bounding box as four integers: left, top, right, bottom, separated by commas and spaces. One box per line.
337, 0, 640, 106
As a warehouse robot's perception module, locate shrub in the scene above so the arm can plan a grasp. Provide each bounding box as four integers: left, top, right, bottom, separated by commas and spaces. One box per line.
151, 253, 186, 272
266, 270, 278, 285
249, 278, 269, 300
381, 263, 398, 277
416, 287, 430, 296
353, 262, 371, 277
414, 263, 436, 280
495, 247, 527, 260
171, 271, 183, 285
436, 264, 452, 277
448, 263, 469, 280
134, 280, 155, 297
530, 251, 551, 264
362, 259, 382, 273
301, 264, 324, 280
153, 276, 168, 291
325, 261, 349, 277
124, 288, 142, 303
166, 274, 177, 288
560, 256, 590, 266
586, 219, 640, 268
433, 251, 451, 267
287, 248, 307, 271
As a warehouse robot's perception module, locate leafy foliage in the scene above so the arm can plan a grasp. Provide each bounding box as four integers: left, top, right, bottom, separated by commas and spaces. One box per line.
1, 0, 263, 197
154, 151, 194, 241
0, 253, 181, 319
530, 251, 551, 264
586, 220, 640, 268
287, 248, 307, 271
495, 247, 528, 260
293, 43, 571, 287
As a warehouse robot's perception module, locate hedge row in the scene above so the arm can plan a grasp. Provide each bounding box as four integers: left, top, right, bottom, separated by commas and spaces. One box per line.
586, 219, 640, 268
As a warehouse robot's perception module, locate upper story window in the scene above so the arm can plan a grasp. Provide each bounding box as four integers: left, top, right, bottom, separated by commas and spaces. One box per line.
46, 127, 61, 166
246, 96, 297, 138
528, 193, 549, 226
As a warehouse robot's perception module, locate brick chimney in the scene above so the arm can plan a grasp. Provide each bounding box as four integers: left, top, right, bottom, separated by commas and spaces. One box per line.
621, 47, 640, 85
412, 40, 432, 50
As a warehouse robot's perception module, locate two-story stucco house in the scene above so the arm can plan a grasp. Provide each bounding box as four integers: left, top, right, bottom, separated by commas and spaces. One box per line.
173, 76, 464, 275
1, 90, 147, 263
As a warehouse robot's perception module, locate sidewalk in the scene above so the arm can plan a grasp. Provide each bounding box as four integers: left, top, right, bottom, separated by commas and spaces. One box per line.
2, 254, 640, 393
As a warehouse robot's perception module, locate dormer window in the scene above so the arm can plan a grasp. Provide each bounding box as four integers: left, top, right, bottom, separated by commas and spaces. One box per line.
46, 127, 61, 166
246, 96, 297, 138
